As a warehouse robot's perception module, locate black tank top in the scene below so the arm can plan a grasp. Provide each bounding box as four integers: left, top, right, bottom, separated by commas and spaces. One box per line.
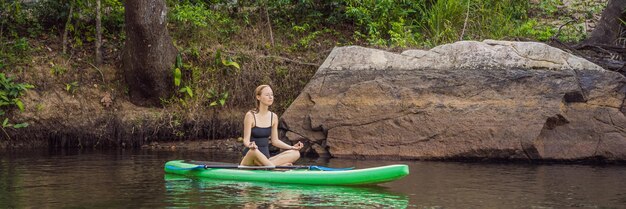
242, 112, 272, 158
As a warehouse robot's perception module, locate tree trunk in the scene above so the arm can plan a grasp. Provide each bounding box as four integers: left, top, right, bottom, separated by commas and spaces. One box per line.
95, 0, 102, 66
583, 0, 626, 45
123, 0, 178, 107
264, 5, 274, 46
62, 2, 74, 55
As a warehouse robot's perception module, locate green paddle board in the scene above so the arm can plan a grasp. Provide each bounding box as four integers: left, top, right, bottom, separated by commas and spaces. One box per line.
164, 160, 409, 186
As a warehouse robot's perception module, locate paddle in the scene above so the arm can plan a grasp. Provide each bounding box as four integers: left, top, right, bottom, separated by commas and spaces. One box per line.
166, 164, 353, 171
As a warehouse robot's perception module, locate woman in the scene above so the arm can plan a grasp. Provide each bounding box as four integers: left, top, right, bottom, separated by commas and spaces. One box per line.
240, 84, 304, 166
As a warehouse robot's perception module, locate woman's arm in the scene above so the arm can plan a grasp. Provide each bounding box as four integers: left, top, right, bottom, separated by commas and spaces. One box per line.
242, 112, 254, 148
270, 113, 298, 150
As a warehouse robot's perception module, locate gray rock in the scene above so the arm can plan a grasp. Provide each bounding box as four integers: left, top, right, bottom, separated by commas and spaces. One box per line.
281, 40, 626, 161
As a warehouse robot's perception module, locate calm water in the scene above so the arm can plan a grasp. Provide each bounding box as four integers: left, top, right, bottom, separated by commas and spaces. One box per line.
1, 149, 625, 208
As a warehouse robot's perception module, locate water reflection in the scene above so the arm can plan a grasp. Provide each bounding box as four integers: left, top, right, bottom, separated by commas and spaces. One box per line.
164, 174, 410, 208
2, 149, 625, 208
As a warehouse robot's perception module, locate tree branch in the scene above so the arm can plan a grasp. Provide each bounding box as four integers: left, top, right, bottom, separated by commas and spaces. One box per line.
63, 2, 74, 55
260, 55, 318, 67
221, 50, 319, 67
0, 126, 11, 141
86, 62, 106, 83
264, 6, 274, 47
574, 43, 626, 53
551, 19, 577, 41
460, 0, 470, 41
95, 0, 103, 66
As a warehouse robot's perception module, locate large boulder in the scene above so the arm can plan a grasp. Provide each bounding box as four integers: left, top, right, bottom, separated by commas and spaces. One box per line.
281, 40, 626, 161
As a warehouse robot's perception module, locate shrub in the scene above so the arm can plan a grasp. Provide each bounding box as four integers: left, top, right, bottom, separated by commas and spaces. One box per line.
0, 1, 43, 38
169, 3, 238, 44
0, 73, 34, 131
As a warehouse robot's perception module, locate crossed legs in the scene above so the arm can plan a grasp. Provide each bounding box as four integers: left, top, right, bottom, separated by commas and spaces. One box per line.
240, 149, 300, 166
269, 150, 300, 166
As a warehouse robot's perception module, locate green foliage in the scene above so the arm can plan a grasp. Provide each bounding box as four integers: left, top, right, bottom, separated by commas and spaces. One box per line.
221, 58, 240, 70
0, 73, 33, 130
275, 66, 288, 78
0, 1, 43, 38
389, 18, 421, 47
176, 53, 184, 69
172, 53, 193, 100
293, 28, 334, 49
418, 0, 533, 45
169, 3, 238, 43
174, 68, 182, 87
38, 0, 124, 35
345, 0, 423, 47
0, 0, 124, 74
214, 49, 240, 74
264, 0, 345, 29
0, 37, 32, 68
170, 48, 236, 108
36, 103, 44, 111
555, 22, 586, 43
3, 118, 29, 129
537, 0, 563, 16
206, 88, 228, 107
171, 3, 214, 28
342, 0, 535, 47
179, 86, 193, 98
12, 37, 30, 52
65, 81, 79, 94
174, 53, 183, 87
214, 49, 222, 66
465, 0, 529, 40
514, 19, 555, 41
420, 0, 465, 46
0, 0, 126, 53
50, 64, 68, 76
101, 0, 125, 34
1, 0, 574, 56
0, 2, 34, 70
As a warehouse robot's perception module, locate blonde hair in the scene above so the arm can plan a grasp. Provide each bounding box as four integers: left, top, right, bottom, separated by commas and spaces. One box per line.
252, 84, 271, 113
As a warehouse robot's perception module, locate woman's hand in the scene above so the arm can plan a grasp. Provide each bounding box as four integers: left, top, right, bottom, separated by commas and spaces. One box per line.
248, 141, 258, 150
291, 141, 304, 151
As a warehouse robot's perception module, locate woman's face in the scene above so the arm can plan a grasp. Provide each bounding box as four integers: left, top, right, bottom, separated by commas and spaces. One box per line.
257, 87, 274, 106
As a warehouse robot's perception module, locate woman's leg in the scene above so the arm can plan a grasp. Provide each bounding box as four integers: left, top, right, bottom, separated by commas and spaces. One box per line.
240, 149, 274, 166
269, 150, 300, 166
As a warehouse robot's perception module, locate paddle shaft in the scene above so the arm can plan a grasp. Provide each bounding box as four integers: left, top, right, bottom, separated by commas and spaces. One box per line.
165, 163, 353, 171
182, 160, 352, 171
203, 165, 310, 170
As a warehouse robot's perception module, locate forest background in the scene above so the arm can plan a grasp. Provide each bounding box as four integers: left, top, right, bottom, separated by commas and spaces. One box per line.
0, 0, 623, 149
